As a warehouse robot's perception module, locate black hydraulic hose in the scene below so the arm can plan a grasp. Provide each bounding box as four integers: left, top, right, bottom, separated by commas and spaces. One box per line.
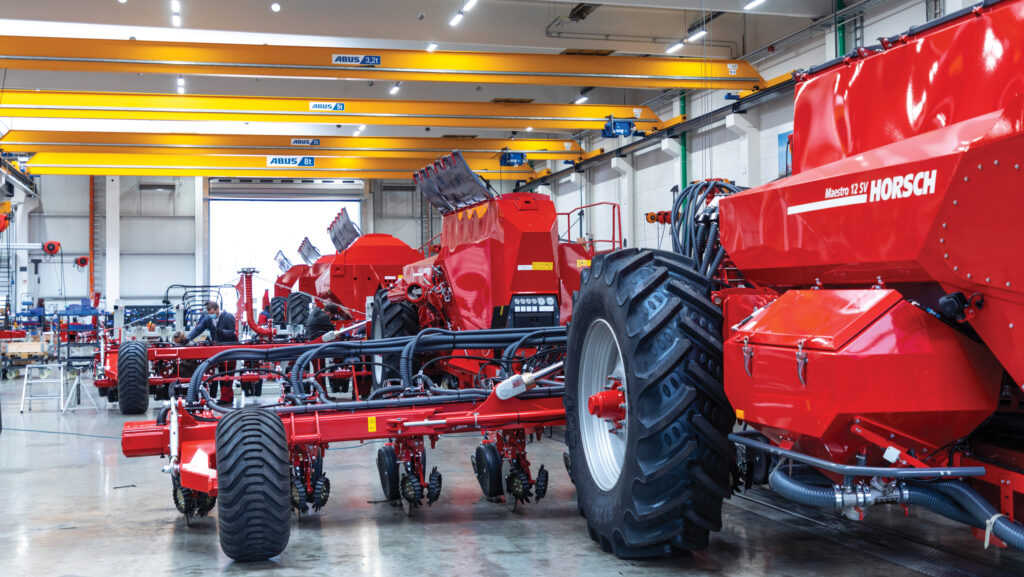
693, 221, 708, 263
700, 221, 719, 271
273, 393, 489, 415
188, 328, 565, 403
769, 468, 837, 508
904, 485, 979, 528
500, 328, 568, 375
520, 385, 565, 399
767, 469, 1005, 540
307, 379, 337, 402
198, 386, 232, 414
400, 328, 446, 388
707, 246, 727, 278
156, 406, 170, 425
931, 481, 1024, 550
367, 385, 406, 400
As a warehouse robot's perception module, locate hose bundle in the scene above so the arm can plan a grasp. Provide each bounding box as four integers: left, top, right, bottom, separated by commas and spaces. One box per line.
185, 326, 567, 404
669, 180, 743, 277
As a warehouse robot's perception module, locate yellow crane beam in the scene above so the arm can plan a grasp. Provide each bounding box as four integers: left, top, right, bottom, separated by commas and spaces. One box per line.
0, 35, 764, 91
0, 130, 585, 160
0, 90, 661, 131
23, 152, 536, 180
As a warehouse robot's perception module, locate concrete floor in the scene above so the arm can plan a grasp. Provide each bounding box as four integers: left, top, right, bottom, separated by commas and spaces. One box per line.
3, 378, 1024, 577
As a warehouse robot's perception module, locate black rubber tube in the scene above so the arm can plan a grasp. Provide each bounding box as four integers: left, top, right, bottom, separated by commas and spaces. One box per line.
904, 485, 979, 528
932, 481, 1024, 550
186, 328, 566, 402
769, 468, 837, 508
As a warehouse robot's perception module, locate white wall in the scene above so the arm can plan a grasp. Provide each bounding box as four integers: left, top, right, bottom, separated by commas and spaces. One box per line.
29, 175, 91, 308
117, 177, 198, 305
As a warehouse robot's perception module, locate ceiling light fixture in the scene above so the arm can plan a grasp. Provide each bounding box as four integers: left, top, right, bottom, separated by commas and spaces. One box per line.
665, 41, 684, 54
177, 86, 185, 94
389, 82, 401, 95
744, 0, 766, 9
574, 95, 589, 104
118, 0, 127, 3
449, 10, 464, 26
177, 76, 185, 87
270, 2, 281, 11
463, 0, 478, 11
426, 42, 438, 52
358, 124, 366, 131
170, 0, 180, 11
686, 29, 707, 42
353, 130, 361, 136
525, 126, 533, 132
171, 13, 182, 27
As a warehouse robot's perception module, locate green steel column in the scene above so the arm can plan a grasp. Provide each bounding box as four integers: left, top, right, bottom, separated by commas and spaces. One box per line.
836, 0, 847, 55
680, 92, 688, 185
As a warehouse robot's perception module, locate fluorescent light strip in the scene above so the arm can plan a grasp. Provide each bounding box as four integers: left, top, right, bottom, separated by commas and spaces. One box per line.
686, 29, 706, 42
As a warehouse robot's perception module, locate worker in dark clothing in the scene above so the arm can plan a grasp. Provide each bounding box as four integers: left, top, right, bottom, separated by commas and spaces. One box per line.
305, 302, 343, 340
183, 301, 238, 344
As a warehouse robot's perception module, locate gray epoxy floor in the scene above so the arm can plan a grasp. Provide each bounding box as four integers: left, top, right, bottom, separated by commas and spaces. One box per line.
2, 378, 1024, 577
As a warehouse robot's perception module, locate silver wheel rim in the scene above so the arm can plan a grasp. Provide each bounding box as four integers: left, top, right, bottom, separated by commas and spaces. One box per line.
578, 318, 628, 492
372, 315, 384, 385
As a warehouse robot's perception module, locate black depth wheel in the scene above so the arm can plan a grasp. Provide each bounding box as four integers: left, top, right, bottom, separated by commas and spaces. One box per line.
471, 443, 504, 499
215, 408, 291, 562
370, 289, 418, 390
116, 340, 149, 415
565, 248, 735, 558
376, 445, 400, 501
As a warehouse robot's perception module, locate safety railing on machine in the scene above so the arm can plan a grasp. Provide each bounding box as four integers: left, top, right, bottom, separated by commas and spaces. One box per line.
557, 201, 623, 253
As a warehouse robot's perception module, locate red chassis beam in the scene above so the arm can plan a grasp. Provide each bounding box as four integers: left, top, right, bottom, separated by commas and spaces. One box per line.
122, 392, 564, 495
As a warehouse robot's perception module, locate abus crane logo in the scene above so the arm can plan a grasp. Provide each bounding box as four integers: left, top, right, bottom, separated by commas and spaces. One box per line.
290, 138, 321, 146
331, 54, 381, 66
309, 102, 345, 111
267, 156, 315, 167
787, 169, 938, 216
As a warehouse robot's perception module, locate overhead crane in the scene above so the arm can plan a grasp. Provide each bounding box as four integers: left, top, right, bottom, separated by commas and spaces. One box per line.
0, 35, 764, 91
0, 89, 662, 132
0, 131, 590, 161
22, 152, 537, 180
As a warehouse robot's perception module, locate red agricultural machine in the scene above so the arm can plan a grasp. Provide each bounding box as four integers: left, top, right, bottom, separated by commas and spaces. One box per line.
565, 0, 1024, 558
270, 208, 421, 326
371, 153, 618, 388
97, 209, 419, 415
120, 152, 614, 561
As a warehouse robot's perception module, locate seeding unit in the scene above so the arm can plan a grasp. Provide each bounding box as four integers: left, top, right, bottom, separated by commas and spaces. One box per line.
566, 0, 1024, 558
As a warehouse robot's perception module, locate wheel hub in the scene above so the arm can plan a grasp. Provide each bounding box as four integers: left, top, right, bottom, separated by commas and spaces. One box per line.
588, 381, 626, 428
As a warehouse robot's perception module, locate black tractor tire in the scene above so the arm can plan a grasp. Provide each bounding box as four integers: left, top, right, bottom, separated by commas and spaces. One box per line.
377, 444, 401, 501
369, 289, 419, 390
565, 248, 735, 558
270, 296, 287, 327
116, 340, 150, 415
215, 408, 291, 562
286, 292, 312, 327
